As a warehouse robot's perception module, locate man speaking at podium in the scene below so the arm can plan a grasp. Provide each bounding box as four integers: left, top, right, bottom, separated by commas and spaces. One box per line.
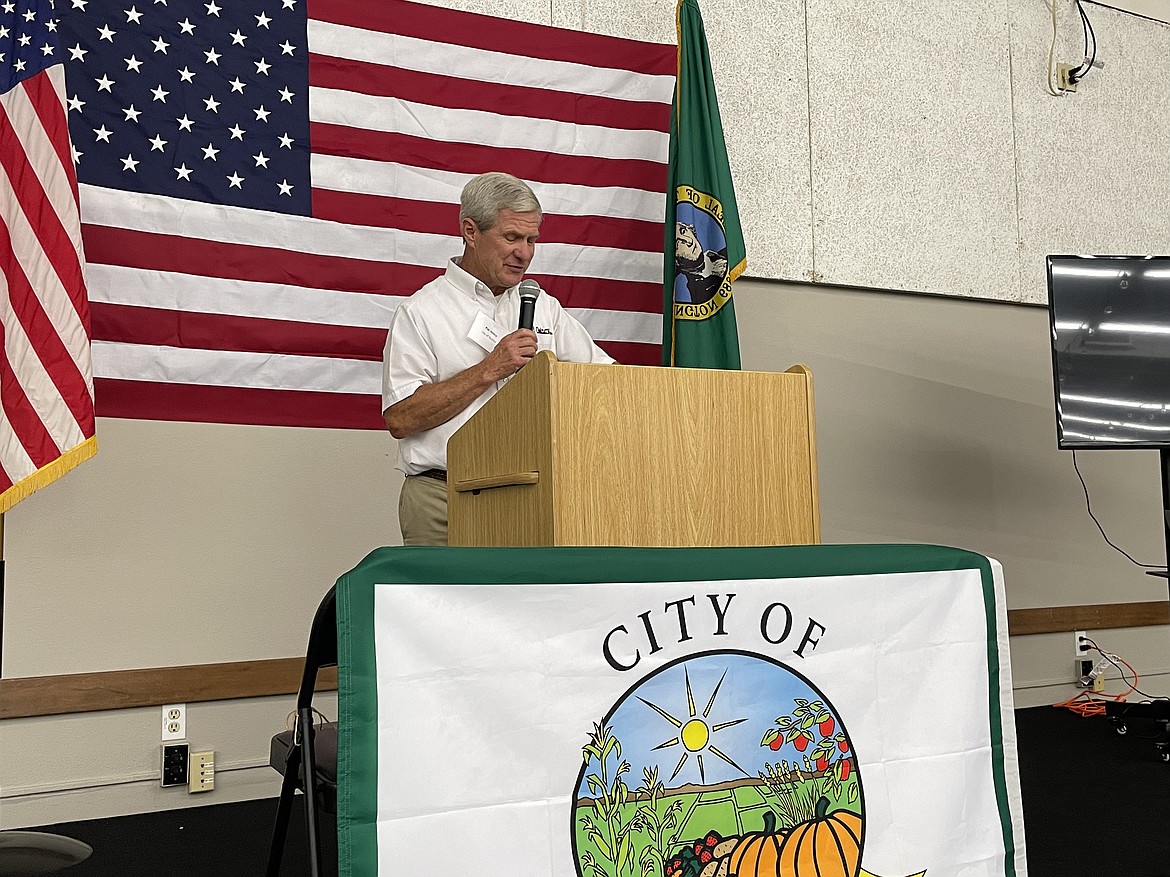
381, 172, 614, 546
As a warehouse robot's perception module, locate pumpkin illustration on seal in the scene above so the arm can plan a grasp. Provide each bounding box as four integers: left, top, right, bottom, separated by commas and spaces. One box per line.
726, 811, 787, 876
775, 796, 863, 877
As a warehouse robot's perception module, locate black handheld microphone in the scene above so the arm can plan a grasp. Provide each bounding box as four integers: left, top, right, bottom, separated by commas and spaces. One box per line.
517, 279, 540, 331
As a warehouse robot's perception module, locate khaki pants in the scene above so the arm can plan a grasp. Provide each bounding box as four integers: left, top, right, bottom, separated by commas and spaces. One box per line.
398, 475, 448, 546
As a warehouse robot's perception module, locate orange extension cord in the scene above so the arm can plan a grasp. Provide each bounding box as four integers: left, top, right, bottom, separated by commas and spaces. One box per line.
1053, 645, 1140, 717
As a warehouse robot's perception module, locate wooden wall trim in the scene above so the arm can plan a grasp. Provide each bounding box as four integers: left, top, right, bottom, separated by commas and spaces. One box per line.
1007, 600, 1169, 636
0, 658, 337, 720
0, 600, 1165, 719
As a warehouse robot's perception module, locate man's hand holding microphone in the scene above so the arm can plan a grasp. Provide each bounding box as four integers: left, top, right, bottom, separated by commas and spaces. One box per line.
481, 280, 541, 382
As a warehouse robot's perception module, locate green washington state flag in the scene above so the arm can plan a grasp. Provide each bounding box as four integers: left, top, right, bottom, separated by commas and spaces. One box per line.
663, 0, 745, 369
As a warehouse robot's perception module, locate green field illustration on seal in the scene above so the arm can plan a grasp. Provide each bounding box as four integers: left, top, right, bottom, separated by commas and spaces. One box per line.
573, 651, 866, 877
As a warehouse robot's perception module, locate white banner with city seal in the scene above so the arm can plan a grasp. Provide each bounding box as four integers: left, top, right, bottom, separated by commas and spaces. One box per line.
335, 545, 1026, 877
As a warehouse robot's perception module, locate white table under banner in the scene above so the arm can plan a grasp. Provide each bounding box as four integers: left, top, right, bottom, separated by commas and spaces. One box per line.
333, 544, 1027, 877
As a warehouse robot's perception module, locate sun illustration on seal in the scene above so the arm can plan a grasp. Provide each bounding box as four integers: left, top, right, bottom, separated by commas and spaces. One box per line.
639, 667, 749, 784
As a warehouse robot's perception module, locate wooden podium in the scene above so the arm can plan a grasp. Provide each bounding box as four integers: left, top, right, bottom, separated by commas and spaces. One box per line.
447, 352, 819, 547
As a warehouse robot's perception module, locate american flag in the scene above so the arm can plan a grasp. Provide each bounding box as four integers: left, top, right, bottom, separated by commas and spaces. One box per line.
0, 0, 96, 513
59, 0, 674, 429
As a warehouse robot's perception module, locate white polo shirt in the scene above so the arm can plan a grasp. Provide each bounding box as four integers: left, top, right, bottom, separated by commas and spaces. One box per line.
382, 258, 615, 475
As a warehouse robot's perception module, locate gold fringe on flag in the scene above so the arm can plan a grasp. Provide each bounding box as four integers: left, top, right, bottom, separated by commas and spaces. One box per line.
0, 435, 98, 515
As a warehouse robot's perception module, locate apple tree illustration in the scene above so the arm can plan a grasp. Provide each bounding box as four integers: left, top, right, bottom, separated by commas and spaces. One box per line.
759, 698, 857, 825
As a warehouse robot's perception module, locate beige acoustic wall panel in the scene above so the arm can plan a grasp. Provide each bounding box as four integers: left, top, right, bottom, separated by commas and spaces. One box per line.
448, 353, 819, 547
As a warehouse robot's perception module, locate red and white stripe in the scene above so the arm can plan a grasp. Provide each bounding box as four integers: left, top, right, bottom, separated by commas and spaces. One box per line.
0, 64, 96, 511
86, 0, 674, 430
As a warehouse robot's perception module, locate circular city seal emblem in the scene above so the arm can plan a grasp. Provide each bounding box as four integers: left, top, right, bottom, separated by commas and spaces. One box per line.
572, 651, 864, 877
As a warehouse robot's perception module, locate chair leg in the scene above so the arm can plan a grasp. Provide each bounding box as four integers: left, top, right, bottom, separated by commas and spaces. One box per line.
266, 745, 303, 877
300, 706, 324, 877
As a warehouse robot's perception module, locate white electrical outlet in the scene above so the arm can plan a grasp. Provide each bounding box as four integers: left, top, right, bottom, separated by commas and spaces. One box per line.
161, 703, 186, 741
1073, 630, 1091, 658
1056, 62, 1078, 93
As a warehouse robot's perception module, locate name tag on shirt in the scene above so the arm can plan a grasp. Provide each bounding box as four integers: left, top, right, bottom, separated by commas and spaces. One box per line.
468, 311, 506, 353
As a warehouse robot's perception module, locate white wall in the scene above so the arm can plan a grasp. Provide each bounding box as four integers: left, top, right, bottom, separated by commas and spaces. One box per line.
0, 422, 392, 826
1103, 1, 1170, 24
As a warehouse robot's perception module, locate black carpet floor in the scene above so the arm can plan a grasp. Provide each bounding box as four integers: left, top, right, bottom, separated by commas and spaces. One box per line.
21, 706, 1170, 876
1015, 703, 1170, 876
27, 796, 318, 877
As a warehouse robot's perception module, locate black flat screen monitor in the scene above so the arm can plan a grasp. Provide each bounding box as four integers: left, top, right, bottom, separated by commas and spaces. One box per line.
1047, 255, 1170, 449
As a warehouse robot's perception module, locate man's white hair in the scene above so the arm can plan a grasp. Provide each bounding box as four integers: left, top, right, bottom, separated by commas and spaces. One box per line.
459, 172, 541, 230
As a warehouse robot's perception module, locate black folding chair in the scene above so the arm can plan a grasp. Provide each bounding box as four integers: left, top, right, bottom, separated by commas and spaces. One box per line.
266, 587, 338, 877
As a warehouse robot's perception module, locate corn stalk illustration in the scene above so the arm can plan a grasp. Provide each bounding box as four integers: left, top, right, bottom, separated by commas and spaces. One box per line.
581, 721, 637, 877
632, 765, 684, 877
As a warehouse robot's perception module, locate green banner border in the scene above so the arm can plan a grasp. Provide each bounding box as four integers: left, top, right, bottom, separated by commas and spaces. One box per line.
335, 566, 379, 877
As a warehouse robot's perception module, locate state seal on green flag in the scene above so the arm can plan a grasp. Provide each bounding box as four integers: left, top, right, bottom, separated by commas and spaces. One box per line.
664, 0, 745, 370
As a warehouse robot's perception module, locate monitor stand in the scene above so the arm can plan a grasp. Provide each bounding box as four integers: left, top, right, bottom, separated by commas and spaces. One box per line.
1147, 448, 1170, 579
1105, 447, 1170, 757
